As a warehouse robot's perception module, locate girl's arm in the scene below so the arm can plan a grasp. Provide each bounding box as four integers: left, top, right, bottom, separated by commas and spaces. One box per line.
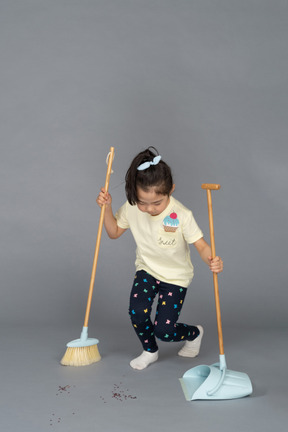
96, 188, 126, 239
193, 237, 223, 273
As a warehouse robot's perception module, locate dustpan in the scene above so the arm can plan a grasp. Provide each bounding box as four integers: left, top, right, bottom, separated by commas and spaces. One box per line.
180, 184, 253, 401
180, 356, 252, 401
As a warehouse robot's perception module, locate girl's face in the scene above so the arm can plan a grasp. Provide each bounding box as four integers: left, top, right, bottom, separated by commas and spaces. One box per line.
136, 185, 174, 216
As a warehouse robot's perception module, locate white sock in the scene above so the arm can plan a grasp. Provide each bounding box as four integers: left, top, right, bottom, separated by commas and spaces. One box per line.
130, 350, 159, 370
178, 325, 204, 358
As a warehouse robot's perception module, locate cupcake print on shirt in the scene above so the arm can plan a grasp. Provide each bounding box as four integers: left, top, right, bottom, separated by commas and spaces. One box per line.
163, 212, 179, 232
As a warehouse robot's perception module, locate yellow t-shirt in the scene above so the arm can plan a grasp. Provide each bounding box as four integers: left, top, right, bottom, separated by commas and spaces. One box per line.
115, 196, 203, 287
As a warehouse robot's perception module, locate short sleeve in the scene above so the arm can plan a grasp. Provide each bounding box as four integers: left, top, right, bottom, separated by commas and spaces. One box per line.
182, 210, 203, 244
115, 202, 131, 229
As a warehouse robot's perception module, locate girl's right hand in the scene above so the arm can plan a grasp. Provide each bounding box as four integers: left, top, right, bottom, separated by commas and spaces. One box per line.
96, 187, 112, 208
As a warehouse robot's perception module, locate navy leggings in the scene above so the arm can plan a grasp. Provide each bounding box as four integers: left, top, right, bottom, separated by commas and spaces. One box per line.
128, 270, 199, 353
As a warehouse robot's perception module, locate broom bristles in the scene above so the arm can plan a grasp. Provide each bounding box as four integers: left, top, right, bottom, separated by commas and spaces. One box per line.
61, 344, 101, 366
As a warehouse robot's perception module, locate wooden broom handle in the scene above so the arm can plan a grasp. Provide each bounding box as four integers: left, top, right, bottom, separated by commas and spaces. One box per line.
201, 184, 224, 356
84, 147, 115, 327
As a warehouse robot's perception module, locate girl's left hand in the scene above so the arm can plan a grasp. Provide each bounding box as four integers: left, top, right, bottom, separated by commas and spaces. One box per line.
209, 256, 223, 273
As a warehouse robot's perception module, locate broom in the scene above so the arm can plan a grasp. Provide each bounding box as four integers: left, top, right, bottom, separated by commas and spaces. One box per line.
61, 147, 115, 366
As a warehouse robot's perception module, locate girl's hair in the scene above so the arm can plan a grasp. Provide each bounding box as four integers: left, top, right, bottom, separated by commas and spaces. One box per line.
125, 147, 174, 205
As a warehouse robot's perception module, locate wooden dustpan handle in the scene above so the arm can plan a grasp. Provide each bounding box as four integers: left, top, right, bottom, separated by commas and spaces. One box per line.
201, 184, 224, 356
84, 147, 115, 327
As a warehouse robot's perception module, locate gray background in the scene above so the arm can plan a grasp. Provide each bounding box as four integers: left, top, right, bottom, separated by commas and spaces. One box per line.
1, 0, 287, 431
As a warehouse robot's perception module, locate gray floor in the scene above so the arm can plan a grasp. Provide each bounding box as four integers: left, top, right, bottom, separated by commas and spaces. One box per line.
1, 323, 287, 431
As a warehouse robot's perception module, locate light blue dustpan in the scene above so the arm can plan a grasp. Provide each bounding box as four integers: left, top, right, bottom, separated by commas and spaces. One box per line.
180, 185, 253, 401
180, 354, 253, 400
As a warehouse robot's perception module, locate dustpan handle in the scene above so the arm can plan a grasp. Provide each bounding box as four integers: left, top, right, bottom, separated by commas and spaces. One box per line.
84, 147, 115, 327
201, 184, 224, 356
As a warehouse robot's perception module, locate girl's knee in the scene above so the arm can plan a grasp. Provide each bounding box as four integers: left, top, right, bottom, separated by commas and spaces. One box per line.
154, 326, 173, 341
128, 307, 149, 326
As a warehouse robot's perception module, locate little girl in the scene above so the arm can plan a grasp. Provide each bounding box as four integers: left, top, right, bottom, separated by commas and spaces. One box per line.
96, 147, 223, 370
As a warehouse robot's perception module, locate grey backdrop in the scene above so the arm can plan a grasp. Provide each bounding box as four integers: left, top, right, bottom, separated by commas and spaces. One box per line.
1, 1, 288, 431
1, 0, 287, 328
